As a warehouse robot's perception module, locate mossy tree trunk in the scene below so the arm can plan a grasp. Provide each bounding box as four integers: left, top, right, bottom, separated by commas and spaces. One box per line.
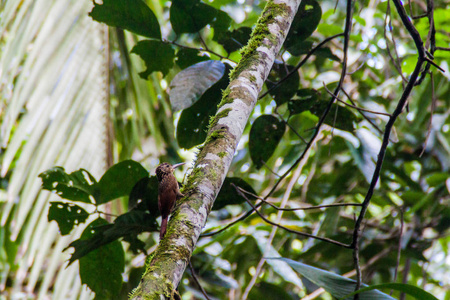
131, 0, 301, 298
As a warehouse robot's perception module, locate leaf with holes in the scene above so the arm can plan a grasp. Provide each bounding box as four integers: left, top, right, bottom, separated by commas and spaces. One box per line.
249, 115, 286, 169
48, 202, 89, 235
170, 60, 226, 112
39, 167, 96, 203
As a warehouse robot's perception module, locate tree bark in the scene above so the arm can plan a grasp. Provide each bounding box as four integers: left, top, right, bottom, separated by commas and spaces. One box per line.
131, 0, 301, 298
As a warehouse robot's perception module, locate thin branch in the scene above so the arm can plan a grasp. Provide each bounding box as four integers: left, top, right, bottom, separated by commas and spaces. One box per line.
385, 0, 408, 86
420, 71, 436, 156
340, 88, 393, 142
323, 84, 393, 117
391, 208, 404, 295
188, 260, 211, 300
235, 185, 362, 211
239, 189, 352, 248
200, 203, 262, 237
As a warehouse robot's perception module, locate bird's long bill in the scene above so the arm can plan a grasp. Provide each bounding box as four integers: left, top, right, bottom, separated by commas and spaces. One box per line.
172, 162, 185, 169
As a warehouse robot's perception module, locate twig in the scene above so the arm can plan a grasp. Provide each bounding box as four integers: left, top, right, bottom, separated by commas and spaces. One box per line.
323, 84, 393, 117
188, 260, 211, 300
235, 185, 362, 211
391, 208, 404, 295
420, 71, 436, 156
239, 188, 351, 248
235, 176, 362, 213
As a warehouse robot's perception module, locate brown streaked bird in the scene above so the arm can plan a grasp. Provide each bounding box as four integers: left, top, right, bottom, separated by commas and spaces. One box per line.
156, 162, 185, 239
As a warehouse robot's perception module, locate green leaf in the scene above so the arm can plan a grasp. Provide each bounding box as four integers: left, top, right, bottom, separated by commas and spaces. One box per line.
216, 27, 252, 54
67, 211, 156, 264
78, 218, 124, 299
89, 0, 161, 39
39, 167, 96, 203
267, 62, 300, 106
213, 177, 257, 210
169, 60, 226, 112
128, 176, 159, 218
176, 65, 230, 149
175, 48, 209, 69
96, 160, 149, 205
342, 283, 439, 300
211, 10, 233, 40
131, 40, 175, 78
270, 258, 396, 299
249, 115, 286, 169
48, 202, 89, 235
249, 282, 295, 300
284, 0, 322, 50
170, 0, 217, 34
285, 39, 313, 56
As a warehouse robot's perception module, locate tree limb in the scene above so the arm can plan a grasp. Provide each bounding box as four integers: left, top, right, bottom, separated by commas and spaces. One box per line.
130, 1, 301, 298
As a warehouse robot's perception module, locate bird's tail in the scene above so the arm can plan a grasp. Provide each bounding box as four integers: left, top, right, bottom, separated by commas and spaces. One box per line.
160, 217, 168, 239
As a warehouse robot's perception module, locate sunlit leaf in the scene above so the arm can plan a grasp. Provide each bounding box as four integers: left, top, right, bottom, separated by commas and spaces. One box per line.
170, 60, 226, 112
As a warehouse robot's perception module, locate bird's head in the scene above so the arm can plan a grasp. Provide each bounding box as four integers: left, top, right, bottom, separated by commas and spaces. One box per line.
155, 162, 185, 181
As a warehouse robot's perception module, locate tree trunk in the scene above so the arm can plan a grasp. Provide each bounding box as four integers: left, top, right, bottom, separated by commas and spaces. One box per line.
131, 0, 301, 298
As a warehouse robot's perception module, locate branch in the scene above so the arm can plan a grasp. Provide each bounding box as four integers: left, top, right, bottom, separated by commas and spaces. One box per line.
239, 188, 351, 248
131, 1, 302, 298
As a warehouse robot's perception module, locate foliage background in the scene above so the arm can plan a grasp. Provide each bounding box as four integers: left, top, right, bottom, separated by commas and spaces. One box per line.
1, 0, 449, 299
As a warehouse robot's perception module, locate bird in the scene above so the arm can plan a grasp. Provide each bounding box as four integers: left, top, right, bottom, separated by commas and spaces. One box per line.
156, 162, 185, 239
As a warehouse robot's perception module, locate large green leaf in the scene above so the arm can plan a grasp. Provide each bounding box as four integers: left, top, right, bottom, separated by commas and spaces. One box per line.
169, 60, 226, 112
48, 202, 89, 235
39, 167, 97, 203
249, 115, 286, 169
176, 65, 230, 149
96, 160, 149, 204
67, 211, 156, 264
270, 258, 396, 299
343, 283, 439, 300
131, 40, 175, 78
78, 218, 125, 299
284, 0, 322, 52
170, 0, 217, 34
89, 0, 161, 39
